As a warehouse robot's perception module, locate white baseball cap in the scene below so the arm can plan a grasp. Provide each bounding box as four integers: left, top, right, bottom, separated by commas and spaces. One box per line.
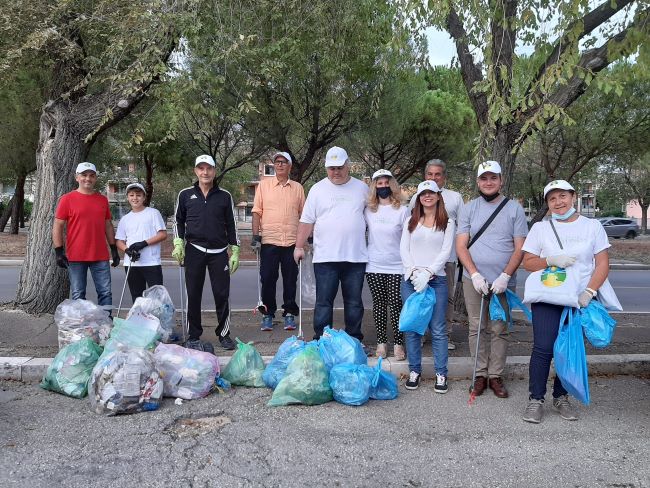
543, 179, 575, 199
325, 146, 349, 167
125, 183, 146, 194
372, 169, 393, 180
195, 154, 216, 167
415, 180, 441, 197
76, 162, 97, 174
273, 152, 292, 164
477, 160, 502, 177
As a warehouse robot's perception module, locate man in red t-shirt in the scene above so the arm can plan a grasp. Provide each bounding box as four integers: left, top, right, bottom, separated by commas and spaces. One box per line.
52, 162, 120, 315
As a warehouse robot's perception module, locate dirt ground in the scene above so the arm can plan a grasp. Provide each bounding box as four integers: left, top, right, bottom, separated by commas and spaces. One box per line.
0, 228, 647, 263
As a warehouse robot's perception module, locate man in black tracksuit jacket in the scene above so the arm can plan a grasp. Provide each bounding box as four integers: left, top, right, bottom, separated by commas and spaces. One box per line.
173, 155, 240, 351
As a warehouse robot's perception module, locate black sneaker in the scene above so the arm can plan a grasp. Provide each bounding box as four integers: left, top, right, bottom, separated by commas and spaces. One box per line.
434, 373, 448, 394
405, 371, 420, 390
184, 339, 215, 355
219, 335, 236, 351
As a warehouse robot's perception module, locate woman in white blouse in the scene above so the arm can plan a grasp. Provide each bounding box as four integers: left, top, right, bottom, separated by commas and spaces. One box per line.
400, 181, 455, 393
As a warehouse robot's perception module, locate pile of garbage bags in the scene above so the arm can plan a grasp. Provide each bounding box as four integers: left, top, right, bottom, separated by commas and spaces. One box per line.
42, 285, 226, 416
266, 326, 399, 407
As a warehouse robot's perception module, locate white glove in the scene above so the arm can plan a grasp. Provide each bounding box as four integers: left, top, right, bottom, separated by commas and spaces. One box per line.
471, 272, 489, 295
490, 272, 510, 294
411, 270, 430, 293
546, 255, 576, 268
578, 289, 595, 308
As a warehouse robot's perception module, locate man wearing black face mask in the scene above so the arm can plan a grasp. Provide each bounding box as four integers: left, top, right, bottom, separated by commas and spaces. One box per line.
456, 160, 528, 399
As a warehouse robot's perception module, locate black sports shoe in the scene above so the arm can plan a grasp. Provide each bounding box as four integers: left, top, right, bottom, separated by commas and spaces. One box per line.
219, 335, 236, 351
434, 373, 448, 394
184, 339, 215, 355
405, 371, 420, 390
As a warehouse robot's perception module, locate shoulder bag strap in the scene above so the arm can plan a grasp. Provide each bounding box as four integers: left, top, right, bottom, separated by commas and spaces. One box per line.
456, 197, 510, 282
548, 219, 564, 250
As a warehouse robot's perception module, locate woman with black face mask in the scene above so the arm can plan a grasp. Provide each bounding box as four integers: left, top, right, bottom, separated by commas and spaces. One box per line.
364, 169, 409, 360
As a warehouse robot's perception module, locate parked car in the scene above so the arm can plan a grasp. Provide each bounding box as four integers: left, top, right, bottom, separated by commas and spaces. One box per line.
597, 217, 639, 239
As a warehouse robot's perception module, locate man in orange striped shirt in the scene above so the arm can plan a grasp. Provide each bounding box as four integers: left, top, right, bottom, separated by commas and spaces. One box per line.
252, 152, 306, 331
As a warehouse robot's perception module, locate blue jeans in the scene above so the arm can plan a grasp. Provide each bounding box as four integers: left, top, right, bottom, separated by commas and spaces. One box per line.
313, 262, 365, 341
402, 276, 448, 376
529, 302, 569, 401
68, 261, 113, 314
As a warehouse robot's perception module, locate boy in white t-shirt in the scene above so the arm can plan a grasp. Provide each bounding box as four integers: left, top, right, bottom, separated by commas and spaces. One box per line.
115, 183, 168, 300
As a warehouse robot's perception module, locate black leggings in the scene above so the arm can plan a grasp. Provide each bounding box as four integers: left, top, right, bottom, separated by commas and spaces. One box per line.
365, 272, 403, 345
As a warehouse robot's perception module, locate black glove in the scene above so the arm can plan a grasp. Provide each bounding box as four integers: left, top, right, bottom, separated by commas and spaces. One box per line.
128, 240, 149, 252
54, 246, 69, 269
110, 244, 120, 267
251, 235, 262, 251
125, 249, 141, 262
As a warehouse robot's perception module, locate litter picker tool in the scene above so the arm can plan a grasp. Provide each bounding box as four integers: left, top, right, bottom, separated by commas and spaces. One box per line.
298, 259, 303, 340
468, 291, 490, 406
178, 264, 188, 343
116, 263, 133, 319
253, 249, 267, 315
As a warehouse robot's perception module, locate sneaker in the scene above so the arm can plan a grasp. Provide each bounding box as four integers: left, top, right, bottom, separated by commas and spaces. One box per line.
522, 399, 544, 423
283, 314, 297, 331
447, 341, 456, 351
375, 343, 387, 359
219, 335, 236, 351
434, 373, 448, 394
553, 395, 578, 421
260, 315, 274, 331
393, 344, 406, 361
184, 339, 215, 355
405, 371, 420, 390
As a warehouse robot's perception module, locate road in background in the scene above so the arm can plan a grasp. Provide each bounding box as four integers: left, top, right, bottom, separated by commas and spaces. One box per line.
1, 266, 648, 312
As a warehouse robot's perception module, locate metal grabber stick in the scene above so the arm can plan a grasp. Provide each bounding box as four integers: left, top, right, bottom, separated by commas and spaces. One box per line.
255, 249, 267, 315
298, 259, 303, 339
469, 291, 489, 404
116, 264, 133, 319
178, 264, 188, 343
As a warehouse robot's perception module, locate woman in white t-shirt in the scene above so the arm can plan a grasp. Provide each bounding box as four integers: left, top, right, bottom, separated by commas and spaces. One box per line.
400, 181, 455, 393
115, 183, 168, 301
364, 169, 409, 360
521, 180, 610, 424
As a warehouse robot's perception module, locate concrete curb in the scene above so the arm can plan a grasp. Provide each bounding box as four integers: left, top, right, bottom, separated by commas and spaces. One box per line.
4, 354, 649, 383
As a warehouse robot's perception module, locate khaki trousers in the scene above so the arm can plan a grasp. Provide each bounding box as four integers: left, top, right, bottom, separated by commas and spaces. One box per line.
462, 276, 510, 378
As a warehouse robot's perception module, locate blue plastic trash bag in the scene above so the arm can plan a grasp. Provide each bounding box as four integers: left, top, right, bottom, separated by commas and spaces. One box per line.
580, 301, 617, 348
263, 336, 306, 389
369, 357, 399, 400
317, 327, 367, 371
398, 287, 435, 335
268, 345, 333, 406
553, 307, 590, 405
490, 290, 532, 328
329, 363, 372, 406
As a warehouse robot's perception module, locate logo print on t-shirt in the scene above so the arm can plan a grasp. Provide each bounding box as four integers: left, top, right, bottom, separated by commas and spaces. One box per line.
190, 195, 198, 199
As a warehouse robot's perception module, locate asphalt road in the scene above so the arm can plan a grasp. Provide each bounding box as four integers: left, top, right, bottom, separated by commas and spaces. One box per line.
1, 376, 648, 487
1, 266, 649, 312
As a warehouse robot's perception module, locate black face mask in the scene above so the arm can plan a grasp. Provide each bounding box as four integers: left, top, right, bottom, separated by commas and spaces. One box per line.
479, 191, 500, 202
376, 187, 392, 199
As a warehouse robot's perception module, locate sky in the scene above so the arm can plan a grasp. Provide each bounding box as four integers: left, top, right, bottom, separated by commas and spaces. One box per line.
426, 27, 456, 66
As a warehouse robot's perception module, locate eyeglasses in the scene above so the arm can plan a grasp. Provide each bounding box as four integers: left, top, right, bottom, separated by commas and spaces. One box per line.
274, 161, 290, 166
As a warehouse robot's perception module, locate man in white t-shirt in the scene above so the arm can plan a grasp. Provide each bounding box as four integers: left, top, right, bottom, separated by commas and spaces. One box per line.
115, 183, 168, 301
294, 146, 369, 342
409, 159, 464, 349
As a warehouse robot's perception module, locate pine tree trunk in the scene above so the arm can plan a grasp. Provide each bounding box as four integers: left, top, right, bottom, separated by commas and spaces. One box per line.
491, 126, 519, 196
15, 102, 90, 313
144, 153, 154, 206
9, 174, 26, 235
0, 196, 14, 232
642, 203, 648, 235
